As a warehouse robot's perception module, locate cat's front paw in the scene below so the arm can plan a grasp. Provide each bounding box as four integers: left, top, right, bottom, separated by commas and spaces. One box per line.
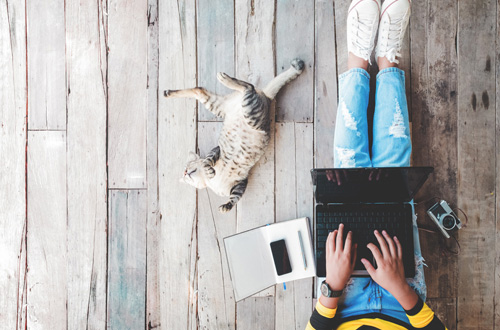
204, 165, 216, 178
202, 161, 216, 178
219, 202, 234, 213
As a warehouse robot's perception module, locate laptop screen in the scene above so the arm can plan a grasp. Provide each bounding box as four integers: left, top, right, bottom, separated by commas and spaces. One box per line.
311, 167, 433, 204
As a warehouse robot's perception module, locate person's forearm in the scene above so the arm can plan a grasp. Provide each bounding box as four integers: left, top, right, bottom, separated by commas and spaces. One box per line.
391, 283, 419, 310
318, 296, 340, 309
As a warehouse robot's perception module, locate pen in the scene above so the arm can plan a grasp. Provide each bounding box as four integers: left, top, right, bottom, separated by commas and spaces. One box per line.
298, 230, 307, 270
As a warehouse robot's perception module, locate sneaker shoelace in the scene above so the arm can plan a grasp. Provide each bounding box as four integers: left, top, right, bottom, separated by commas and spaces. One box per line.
378, 12, 409, 64
350, 13, 377, 61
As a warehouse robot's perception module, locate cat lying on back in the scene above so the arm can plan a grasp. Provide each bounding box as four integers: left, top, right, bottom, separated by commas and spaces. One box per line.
164, 59, 304, 212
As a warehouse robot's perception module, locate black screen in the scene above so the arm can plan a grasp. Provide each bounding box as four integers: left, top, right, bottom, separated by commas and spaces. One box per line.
270, 239, 292, 276
311, 167, 433, 204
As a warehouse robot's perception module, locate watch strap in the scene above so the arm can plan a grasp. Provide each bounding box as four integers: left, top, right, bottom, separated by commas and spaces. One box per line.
322, 280, 344, 298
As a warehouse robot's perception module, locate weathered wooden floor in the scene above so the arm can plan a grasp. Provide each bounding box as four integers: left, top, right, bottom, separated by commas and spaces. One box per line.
1, 0, 499, 329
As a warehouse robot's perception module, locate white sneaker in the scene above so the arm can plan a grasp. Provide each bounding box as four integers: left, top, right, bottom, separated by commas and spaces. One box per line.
347, 0, 382, 64
375, 0, 411, 64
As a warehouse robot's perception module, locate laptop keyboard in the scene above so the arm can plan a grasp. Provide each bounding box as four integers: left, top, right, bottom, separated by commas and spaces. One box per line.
316, 203, 414, 278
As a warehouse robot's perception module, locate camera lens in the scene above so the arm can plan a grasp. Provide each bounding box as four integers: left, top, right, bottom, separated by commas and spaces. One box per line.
442, 215, 456, 230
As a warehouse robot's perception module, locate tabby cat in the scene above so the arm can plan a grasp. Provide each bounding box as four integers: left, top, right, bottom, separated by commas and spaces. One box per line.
164, 59, 304, 212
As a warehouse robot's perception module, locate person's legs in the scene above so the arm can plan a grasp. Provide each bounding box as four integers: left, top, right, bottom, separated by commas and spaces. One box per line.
333, 68, 372, 168
371, 68, 411, 166
333, 0, 381, 168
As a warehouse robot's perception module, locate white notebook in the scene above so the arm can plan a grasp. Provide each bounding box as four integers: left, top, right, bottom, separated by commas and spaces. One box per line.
224, 217, 316, 301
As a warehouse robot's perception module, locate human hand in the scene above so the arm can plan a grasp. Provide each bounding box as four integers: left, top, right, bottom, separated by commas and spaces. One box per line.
325, 224, 357, 290
361, 230, 418, 309
326, 169, 349, 186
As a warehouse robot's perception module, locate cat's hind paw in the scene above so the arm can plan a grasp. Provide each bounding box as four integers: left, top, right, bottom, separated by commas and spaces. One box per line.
163, 89, 175, 98
219, 202, 234, 213
291, 59, 305, 72
217, 72, 230, 82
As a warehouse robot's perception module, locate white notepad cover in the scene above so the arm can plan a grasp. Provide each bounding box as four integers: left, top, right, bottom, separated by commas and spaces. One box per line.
224, 217, 316, 301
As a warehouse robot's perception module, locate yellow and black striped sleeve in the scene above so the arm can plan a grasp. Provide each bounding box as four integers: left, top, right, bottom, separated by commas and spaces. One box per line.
404, 297, 447, 329
305, 301, 338, 330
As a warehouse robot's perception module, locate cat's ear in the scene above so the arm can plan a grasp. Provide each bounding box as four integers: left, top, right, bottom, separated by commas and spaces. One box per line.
186, 151, 200, 162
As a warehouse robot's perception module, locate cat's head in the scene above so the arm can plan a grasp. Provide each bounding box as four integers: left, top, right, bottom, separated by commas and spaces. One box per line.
180, 151, 208, 189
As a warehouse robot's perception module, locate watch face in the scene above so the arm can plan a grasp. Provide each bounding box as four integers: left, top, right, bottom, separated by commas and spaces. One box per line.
320, 282, 329, 297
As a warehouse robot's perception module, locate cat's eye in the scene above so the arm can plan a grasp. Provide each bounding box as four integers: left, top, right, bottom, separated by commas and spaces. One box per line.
187, 169, 197, 176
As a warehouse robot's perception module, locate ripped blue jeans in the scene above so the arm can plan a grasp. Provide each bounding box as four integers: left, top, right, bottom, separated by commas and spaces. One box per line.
334, 68, 426, 324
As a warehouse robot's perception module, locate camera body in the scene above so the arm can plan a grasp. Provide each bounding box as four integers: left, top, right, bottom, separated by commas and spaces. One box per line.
427, 200, 462, 238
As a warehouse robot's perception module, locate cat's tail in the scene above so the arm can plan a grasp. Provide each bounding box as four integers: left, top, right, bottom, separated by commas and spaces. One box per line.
262, 59, 304, 100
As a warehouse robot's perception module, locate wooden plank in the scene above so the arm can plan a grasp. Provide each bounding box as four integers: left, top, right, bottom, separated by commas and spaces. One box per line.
275, 123, 314, 330
496, 2, 500, 328
314, 1, 337, 300
399, 26, 412, 121
26, 0, 66, 130
65, 0, 108, 328
197, 122, 236, 329
235, 0, 275, 87
234, 0, 276, 298
107, 191, 147, 330
314, 0, 337, 168
0, 0, 27, 328
108, 0, 147, 189
426, 298, 456, 330
333, 1, 349, 77
27, 131, 67, 330
158, 0, 197, 328
457, 1, 496, 329
410, 0, 458, 299
236, 297, 275, 330
146, 0, 161, 328
275, 0, 314, 122
197, 0, 234, 121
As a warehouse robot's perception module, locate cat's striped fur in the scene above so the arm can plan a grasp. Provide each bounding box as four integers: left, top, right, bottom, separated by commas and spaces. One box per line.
165, 59, 304, 212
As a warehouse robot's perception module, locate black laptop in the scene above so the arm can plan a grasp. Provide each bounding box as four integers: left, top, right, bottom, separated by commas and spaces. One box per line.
311, 167, 433, 278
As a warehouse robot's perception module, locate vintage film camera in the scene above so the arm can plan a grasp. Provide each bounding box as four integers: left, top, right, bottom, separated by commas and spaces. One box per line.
427, 200, 462, 238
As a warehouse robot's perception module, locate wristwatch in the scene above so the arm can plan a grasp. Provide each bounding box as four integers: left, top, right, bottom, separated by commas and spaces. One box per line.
320, 280, 343, 298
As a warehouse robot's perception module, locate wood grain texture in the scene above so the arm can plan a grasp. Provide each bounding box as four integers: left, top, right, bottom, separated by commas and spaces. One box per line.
197, 122, 236, 329
146, 0, 161, 329
108, 0, 147, 189
234, 0, 276, 298
235, 0, 275, 89
275, 123, 314, 330
410, 0, 458, 299
314, 0, 338, 168
197, 0, 234, 121
107, 191, 147, 330
457, 1, 496, 329
27, 131, 67, 330
426, 298, 456, 330
27, 0, 66, 130
333, 1, 349, 76
0, 1, 27, 328
275, 0, 314, 122
236, 297, 275, 330
496, 1, 500, 327
158, 0, 198, 328
65, 0, 108, 328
